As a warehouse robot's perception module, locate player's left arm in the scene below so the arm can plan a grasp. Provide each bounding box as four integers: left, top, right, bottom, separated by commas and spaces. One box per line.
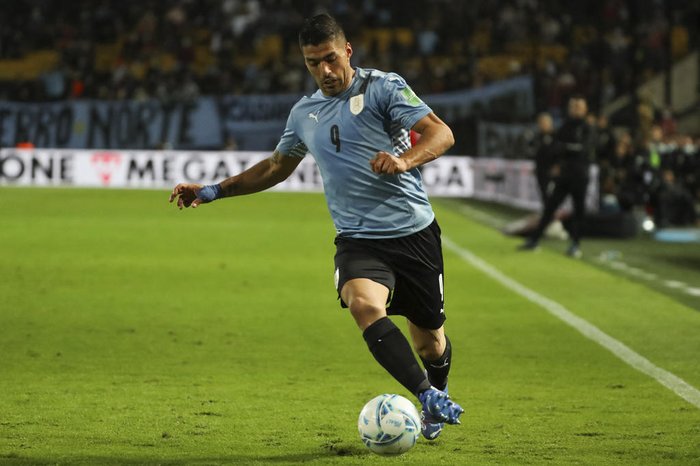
370, 113, 454, 175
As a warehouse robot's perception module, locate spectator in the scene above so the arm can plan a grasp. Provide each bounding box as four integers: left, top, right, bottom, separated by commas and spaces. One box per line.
652, 169, 697, 227
531, 112, 557, 203
0, 0, 696, 105
519, 96, 595, 258
595, 114, 616, 165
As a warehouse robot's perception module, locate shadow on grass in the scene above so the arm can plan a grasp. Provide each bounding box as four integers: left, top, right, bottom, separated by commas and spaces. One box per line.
650, 254, 700, 269
0, 447, 372, 465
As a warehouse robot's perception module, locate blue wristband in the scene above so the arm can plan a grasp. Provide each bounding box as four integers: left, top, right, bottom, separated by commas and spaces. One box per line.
197, 184, 223, 203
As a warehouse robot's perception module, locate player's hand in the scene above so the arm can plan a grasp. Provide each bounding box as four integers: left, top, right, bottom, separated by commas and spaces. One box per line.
370, 151, 409, 175
169, 183, 205, 209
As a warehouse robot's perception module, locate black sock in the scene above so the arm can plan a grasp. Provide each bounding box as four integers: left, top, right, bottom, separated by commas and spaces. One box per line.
420, 335, 452, 391
363, 317, 431, 396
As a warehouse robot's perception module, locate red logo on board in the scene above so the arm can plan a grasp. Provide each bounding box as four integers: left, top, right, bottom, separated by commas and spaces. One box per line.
90, 152, 122, 186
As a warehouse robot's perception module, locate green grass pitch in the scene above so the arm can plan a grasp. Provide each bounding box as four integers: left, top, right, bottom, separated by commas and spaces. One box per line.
1, 188, 699, 465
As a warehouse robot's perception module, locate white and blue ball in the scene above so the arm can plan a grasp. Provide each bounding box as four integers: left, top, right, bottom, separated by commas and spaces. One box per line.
357, 394, 421, 455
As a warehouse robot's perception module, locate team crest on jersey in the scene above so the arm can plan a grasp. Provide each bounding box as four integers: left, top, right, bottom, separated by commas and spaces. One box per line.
349, 94, 364, 115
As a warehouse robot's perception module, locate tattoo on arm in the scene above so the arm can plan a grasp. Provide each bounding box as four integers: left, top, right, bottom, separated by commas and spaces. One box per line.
220, 176, 236, 197
219, 150, 286, 198
271, 150, 284, 165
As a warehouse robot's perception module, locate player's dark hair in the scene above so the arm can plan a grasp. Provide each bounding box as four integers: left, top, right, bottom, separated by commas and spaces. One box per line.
298, 14, 346, 47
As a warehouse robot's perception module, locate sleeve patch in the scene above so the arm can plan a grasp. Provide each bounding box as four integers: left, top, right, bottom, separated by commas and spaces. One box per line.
401, 87, 423, 106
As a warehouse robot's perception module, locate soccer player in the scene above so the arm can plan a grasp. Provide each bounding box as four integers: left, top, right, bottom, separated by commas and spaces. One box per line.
169, 14, 464, 438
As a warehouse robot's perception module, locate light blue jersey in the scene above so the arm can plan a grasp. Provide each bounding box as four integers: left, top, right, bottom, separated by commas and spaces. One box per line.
276, 67, 434, 238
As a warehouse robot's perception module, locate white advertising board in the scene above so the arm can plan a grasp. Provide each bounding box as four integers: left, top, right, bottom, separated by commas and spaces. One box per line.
0, 149, 596, 211
0, 149, 474, 197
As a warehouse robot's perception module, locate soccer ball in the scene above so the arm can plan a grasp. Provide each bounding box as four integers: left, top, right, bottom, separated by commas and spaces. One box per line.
357, 394, 421, 455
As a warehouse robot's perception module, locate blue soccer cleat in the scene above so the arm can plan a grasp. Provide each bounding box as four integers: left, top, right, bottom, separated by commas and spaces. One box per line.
418, 387, 464, 440
420, 404, 445, 440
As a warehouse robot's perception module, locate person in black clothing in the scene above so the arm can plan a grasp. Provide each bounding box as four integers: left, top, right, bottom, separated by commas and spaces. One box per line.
594, 115, 616, 166
519, 96, 595, 258
652, 169, 698, 227
532, 112, 557, 203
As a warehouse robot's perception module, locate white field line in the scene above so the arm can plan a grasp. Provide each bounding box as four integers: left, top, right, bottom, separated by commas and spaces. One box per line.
442, 236, 700, 409
663, 280, 687, 289
600, 260, 699, 297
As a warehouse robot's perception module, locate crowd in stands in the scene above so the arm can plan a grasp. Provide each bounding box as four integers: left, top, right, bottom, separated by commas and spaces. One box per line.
596, 118, 698, 227
529, 106, 698, 227
0, 0, 697, 115
1, 0, 697, 224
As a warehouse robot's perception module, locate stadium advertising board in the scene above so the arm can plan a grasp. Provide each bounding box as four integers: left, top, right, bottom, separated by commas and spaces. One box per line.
0, 148, 597, 210
0, 77, 533, 151
477, 121, 535, 159
0, 149, 473, 197
470, 157, 599, 211
0, 99, 222, 150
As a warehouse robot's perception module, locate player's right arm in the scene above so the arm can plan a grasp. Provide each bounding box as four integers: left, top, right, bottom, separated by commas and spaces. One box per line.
218, 150, 303, 197
168, 150, 302, 209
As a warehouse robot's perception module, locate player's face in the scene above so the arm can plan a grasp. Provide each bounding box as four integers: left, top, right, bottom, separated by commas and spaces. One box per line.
537, 114, 553, 133
568, 98, 587, 119
302, 38, 354, 96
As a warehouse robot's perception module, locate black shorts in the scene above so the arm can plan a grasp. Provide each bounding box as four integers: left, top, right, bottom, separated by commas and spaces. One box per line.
333, 219, 445, 330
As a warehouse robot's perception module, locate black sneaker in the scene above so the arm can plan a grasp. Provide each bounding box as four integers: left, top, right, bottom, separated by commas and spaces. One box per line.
517, 239, 539, 251
566, 243, 582, 258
